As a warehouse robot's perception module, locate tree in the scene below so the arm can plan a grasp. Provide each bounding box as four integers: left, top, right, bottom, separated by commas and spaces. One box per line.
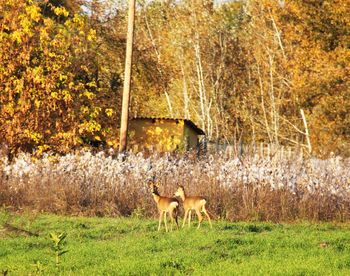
131, 1, 242, 142
235, 0, 350, 156
0, 0, 107, 154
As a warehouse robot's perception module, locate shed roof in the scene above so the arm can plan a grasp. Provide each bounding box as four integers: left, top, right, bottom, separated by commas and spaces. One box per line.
132, 117, 205, 135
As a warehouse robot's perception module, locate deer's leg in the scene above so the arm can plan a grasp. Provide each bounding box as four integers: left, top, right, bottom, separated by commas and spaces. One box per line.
171, 207, 179, 230
188, 210, 192, 228
202, 206, 212, 229
158, 211, 163, 231
169, 209, 174, 232
164, 211, 168, 232
174, 208, 179, 229
196, 209, 203, 229
182, 209, 189, 228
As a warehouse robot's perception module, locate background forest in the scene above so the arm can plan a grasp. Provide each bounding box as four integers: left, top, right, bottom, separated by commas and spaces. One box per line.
0, 0, 349, 157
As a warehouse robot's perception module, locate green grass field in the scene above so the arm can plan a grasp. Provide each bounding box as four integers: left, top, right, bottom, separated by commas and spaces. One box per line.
1, 212, 350, 275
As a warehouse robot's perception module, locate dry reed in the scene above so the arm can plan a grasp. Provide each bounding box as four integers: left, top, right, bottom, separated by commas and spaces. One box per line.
1, 150, 349, 222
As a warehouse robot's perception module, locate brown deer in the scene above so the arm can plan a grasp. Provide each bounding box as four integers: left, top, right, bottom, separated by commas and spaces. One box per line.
174, 186, 212, 229
149, 183, 179, 232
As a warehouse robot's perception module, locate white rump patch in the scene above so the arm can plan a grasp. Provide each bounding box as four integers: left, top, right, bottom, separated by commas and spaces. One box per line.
170, 202, 178, 208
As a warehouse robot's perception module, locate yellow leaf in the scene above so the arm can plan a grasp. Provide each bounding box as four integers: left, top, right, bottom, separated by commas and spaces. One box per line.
105, 108, 114, 117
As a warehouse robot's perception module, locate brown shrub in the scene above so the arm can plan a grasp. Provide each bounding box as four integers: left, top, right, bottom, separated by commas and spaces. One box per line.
1, 151, 349, 222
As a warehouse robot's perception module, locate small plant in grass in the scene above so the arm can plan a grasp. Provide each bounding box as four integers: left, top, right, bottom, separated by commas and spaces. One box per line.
31, 261, 44, 274
131, 206, 146, 219
49, 232, 68, 266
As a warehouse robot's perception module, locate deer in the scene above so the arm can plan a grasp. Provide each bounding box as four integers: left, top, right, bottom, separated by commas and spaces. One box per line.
174, 185, 212, 229
148, 182, 179, 232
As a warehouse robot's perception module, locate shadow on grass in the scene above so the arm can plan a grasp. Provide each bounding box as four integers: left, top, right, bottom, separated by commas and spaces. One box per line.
220, 222, 276, 233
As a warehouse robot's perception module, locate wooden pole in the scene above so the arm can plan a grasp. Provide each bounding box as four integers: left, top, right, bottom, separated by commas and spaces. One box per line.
119, 0, 136, 153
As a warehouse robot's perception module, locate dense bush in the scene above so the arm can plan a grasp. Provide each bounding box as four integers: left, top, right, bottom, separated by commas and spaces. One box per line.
1, 151, 349, 222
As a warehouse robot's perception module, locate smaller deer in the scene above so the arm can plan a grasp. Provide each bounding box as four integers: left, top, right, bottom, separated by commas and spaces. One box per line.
149, 183, 179, 232
174, 186, 212, 229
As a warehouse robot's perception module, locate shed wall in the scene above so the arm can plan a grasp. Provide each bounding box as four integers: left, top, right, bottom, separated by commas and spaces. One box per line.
129, 119, 184, 152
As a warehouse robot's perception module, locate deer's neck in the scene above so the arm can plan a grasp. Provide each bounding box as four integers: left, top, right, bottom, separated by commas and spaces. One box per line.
152, 192, 161, 203
179, 192, 186, 202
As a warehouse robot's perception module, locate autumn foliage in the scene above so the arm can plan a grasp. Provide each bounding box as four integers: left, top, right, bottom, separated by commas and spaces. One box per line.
0, 0, 113, 155
0, 0, 349, 156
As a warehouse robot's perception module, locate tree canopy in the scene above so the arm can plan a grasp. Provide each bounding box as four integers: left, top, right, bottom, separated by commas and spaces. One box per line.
0, 0, 349, 157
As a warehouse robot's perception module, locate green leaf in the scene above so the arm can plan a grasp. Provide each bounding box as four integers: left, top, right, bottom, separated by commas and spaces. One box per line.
58, 250, 69, 256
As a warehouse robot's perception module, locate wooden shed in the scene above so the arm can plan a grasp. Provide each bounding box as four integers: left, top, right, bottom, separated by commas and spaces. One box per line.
128, 117, 205, 152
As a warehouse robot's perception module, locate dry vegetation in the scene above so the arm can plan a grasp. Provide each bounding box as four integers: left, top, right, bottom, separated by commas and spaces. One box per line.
1, 150, 349, 222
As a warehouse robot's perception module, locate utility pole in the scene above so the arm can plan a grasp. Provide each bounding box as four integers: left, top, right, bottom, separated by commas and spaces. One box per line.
119, 0, 136, 153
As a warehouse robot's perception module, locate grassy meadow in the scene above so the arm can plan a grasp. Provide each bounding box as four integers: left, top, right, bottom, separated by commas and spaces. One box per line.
1, 212, 350, 275
1, 152, 350, 274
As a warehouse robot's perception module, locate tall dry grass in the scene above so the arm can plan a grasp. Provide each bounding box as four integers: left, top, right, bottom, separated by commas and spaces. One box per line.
1, 150, 349, 222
